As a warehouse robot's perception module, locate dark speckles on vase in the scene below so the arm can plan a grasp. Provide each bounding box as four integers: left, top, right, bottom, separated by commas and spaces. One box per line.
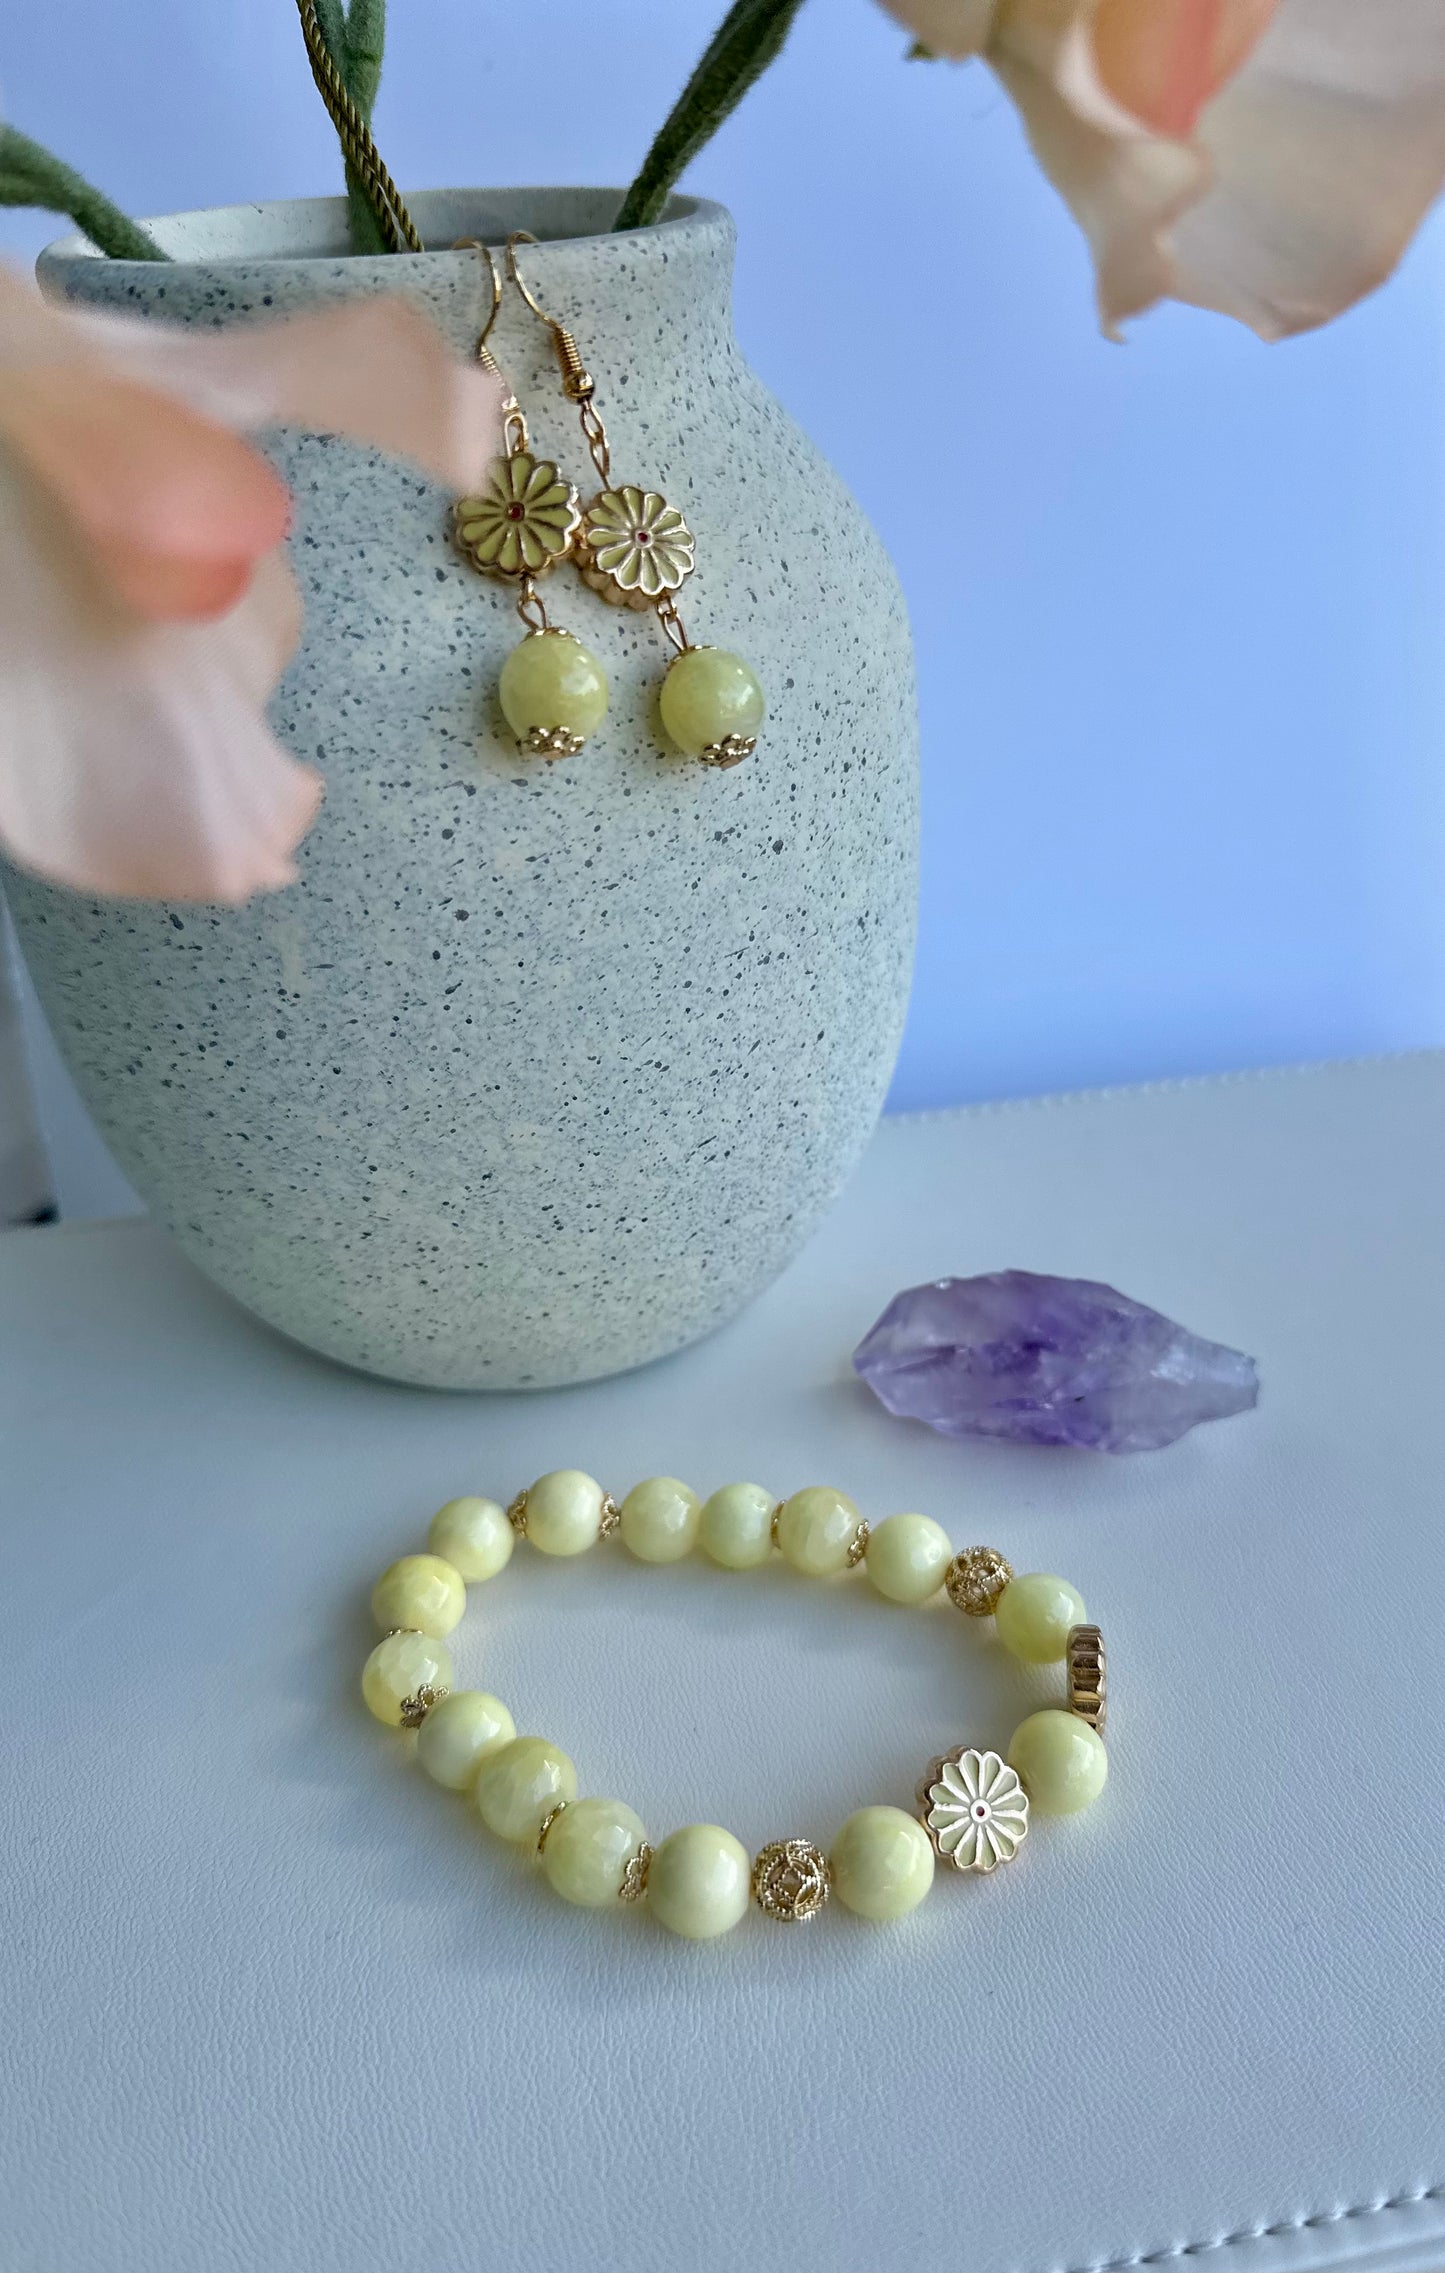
11, 189, 919, 1390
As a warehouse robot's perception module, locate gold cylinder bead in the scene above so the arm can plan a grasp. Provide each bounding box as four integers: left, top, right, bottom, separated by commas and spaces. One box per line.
1066, 1622, 1107, 1733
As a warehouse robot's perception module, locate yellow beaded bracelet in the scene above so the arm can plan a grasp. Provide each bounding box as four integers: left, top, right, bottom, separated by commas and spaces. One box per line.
360, 1471, 1109, 1939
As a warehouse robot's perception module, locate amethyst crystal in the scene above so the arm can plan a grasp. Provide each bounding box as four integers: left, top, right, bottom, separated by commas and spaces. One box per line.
853, 1270, 1258, 1452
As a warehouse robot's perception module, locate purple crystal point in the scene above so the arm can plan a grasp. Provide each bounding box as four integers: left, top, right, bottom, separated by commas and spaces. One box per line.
853, 1270, 1258, 1453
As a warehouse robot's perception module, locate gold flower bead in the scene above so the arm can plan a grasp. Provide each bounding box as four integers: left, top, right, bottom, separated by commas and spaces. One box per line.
579, 485, 695, 607
454, 452, 580, 579
918, 1747, 1029, 1872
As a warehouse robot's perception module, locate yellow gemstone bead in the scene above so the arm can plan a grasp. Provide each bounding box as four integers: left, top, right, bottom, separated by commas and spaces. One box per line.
830, 1806, 935, 1920
698, 1482, 776, 1570
360, 1631, 454, 1728
541, 1798, 648, 1907
994, 1572, 1087, 1664
775, 1486, 862, 1577
1009, 1707, 1108, 1815
864, 1512, 952, 1604
415, 1690, 516, 1791
659, 647, 764, 757
426, 1497, 514, 1584
474, 1736, 578, 1843
370, 1553, 466, 1638
499, 629, 608, 750
647, 1824, 752, 1940
524, 1469, 606, 1557
619, 1475, 701, 1563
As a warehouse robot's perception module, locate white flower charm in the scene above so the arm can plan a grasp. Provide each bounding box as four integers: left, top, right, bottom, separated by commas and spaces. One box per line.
919, 1745, 1030, 1871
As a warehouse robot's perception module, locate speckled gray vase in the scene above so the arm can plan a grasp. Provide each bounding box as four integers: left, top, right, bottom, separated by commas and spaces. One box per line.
11, 190, 917, 1389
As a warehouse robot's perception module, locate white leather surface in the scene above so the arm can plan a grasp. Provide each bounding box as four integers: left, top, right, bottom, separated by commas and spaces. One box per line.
3, 1056, 1444, 2273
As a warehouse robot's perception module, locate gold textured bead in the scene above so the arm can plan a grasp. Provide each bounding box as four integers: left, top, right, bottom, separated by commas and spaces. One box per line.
945, 1545, 1014, 1617
1067, 1622, 1108, 1733
752, 1839, 831, 1922
619, 1843, 653, 1902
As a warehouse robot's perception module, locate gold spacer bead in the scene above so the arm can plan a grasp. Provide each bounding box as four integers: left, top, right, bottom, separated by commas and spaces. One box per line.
699, 734, 756, 770
769, 1501, 784, 1548
507, 1490, 529, 1536
619, 1842, 653, 1902
1066, 1622, 1107, 1735
597, 1494, 621, 1541
399, 1684, 446, 1730
752, 1838, 831, 1922
521, 725, 585, 760
845, 1521, 870, 1569
945, 1546, 1014, 1618
536, 1800, 570, 1852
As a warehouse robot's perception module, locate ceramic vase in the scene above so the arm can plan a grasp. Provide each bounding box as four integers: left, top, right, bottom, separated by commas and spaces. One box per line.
8, 190, 918, 1389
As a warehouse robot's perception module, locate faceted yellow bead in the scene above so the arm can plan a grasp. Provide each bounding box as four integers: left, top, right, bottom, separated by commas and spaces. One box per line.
474, 1736, 579, 1843
864, 1512, 952, 1604
775, 1486, 862, 1577
370, 1554, 466, 1638
659, 647, 764, 757
1009, 1707, 1108, 1815
698, 1482, 776, 1570
647, 1824, 752, 1940
416, 1690, 516, 1791
524, 1469, 606, 1557
994, 1572, 1087, 1664
830, 1806, 935, 1920
499, 629, 608, 746
361, 1631, 454, 1728
619, 1475, 701, 1563
541, 1798, 648, 1907
426, 1496, 514, 1584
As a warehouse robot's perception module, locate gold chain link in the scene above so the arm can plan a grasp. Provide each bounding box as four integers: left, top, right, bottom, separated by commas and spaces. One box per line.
516, 577, 551, 635
655, 596, 691, 655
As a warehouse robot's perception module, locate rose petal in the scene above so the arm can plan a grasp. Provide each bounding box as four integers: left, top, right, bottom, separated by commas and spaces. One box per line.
0, 368, 291, 623
1, 265, 502, 494
1092, 0, 1278, 139
876, 0, 999, 57
0, 454, 317, 903
992, 38, 1208, 336
1173, 0, 1445, 336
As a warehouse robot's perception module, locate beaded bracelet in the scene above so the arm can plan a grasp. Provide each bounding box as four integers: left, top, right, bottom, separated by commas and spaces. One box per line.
360, 1472, 1109, 1939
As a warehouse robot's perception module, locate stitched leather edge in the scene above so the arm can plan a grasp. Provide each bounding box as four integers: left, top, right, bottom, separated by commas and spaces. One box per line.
1073, 2179, 1445, 2273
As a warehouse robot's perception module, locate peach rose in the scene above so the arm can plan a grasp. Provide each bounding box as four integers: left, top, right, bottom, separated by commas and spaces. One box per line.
882, 0, 1445, 338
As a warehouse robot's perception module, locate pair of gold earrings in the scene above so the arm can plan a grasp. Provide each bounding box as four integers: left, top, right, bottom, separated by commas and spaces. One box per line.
452, 237, 764, 769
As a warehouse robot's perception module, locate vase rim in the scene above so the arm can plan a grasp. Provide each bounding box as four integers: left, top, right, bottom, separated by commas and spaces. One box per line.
37, 187, 726, 275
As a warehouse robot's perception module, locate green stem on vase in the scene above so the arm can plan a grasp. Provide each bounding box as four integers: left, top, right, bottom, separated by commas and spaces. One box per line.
311, 0, 390, 255
0, 126, 167, 260
613, 0, 810, 233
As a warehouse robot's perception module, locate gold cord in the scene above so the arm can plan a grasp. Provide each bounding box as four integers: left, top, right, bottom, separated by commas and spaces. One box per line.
294, 1, 424, 255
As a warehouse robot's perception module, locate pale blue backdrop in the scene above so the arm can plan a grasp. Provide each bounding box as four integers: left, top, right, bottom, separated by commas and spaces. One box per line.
5, 0, 1445, 1140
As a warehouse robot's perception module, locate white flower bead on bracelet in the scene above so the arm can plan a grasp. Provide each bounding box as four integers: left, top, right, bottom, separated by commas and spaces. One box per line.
359, 1470, 1112, 1938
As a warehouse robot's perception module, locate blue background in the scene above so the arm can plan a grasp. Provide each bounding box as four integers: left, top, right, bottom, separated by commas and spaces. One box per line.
5, 0, 1445, 1121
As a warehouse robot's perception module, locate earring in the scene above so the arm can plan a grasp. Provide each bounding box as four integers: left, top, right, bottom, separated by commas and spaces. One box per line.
450, 242, 609, 761
506, 234, 765, 770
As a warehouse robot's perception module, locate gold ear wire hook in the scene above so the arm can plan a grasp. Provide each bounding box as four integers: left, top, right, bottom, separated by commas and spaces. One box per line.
454, 238, 529, 455
452, 238, 504, 378
506, 231, 595, 404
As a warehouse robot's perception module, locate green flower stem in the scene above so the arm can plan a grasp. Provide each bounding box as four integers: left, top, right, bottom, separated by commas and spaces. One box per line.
312, 0, 390, 255
613, 0, 811, 233
0, 125, 165, 260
